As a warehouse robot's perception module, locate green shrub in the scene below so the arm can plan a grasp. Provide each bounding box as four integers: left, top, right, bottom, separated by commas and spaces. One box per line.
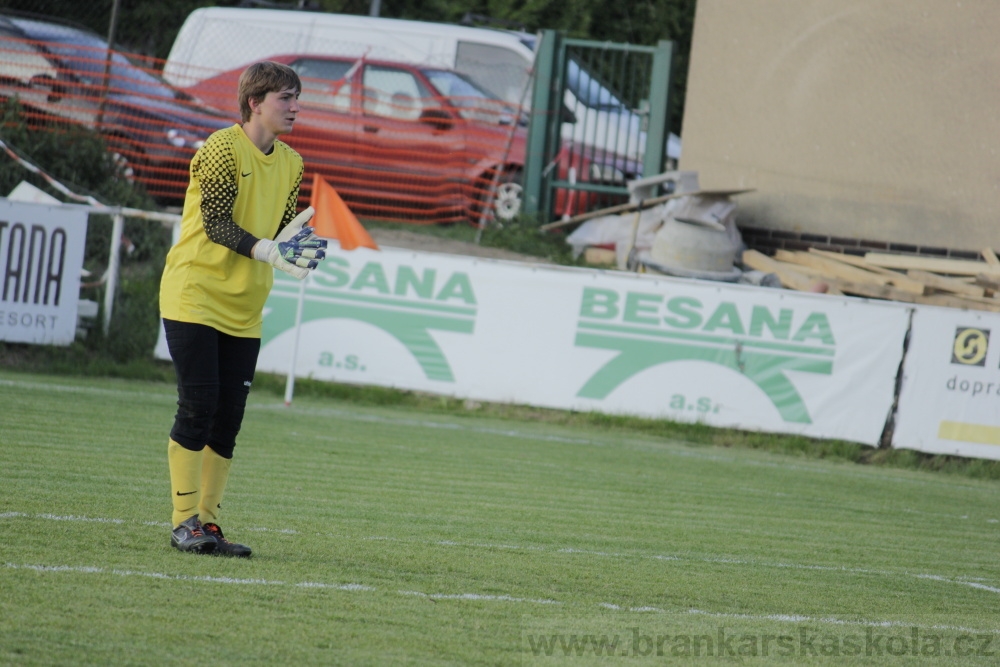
0, 98, 170, 375
478, 217, 581, 264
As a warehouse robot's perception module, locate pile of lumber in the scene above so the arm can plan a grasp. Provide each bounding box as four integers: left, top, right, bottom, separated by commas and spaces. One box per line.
742, 248, 1000, 312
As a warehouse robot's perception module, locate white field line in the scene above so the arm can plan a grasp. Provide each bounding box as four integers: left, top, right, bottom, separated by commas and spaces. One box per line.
399, 590, 559, 604
0, 378, 175, 402
599, 604, 996, 634
2, 562, 363, 589
3, 511, 999, 598
4, 561, 996, 636
1, 562, 547, 603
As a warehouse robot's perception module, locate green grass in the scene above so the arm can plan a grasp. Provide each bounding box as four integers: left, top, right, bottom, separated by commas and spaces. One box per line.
364, 217, 581, 265
2, 370, 1000, 665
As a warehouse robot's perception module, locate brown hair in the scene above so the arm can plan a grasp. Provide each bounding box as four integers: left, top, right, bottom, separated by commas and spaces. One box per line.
237, 61, 302, 123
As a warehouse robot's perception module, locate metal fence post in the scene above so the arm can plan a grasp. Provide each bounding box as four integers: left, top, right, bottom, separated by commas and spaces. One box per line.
103, 212, 124, 334
522, 29, 560, 222
642, 40, 675, 180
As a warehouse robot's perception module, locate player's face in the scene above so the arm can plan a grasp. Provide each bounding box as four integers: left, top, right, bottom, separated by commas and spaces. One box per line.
256, 86, 300, 136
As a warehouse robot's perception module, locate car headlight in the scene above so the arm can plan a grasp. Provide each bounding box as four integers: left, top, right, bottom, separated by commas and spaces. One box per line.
166, 128, 207, 149
589, 163, 625, 183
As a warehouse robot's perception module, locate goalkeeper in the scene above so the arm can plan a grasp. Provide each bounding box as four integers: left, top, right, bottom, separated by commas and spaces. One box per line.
158, 61, 326, 557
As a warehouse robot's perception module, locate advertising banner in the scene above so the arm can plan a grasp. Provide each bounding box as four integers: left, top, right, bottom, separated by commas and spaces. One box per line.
892, 306, 1000, 460
0, 199, 88, 345
255, 246, 911, 445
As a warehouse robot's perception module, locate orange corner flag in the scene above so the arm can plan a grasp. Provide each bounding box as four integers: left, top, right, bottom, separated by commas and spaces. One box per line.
309, 173, 379, 251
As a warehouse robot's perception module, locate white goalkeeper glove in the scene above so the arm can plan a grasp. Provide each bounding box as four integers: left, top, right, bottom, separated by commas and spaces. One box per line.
252, 226, 328, 280
276, 206, 315, 243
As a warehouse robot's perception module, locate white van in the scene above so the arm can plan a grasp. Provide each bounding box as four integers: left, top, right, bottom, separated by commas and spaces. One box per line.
163, 7, 679, 163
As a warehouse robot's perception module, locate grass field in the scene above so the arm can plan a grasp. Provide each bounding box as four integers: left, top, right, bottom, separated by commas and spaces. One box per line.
1, 370, 999, 665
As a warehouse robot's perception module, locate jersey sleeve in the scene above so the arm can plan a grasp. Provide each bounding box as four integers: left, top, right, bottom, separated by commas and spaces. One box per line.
275, 160, 305, 236
193, 131, 256, 256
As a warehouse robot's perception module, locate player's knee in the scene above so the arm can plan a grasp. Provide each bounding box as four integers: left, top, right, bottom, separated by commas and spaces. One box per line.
172, 385, 220, 447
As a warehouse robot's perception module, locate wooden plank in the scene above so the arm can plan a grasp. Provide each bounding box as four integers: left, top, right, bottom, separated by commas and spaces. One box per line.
583, 247, 616, 265
906, 269, 987, 297
743, 251, 1000, 310
538, 188, 755, 232
764, 257, 849, 293
823, 279, 922, 302
983, 247, 1000, 267
741, 250, 828, 292
806, 249, 926, 293
864, 253, 1000, 276
775, 249, 926, 294
917, 293, 1000, 313
974, 273, 1000, 291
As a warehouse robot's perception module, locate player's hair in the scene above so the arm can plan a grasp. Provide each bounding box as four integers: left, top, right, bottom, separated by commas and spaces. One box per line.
237, 61, 302, 123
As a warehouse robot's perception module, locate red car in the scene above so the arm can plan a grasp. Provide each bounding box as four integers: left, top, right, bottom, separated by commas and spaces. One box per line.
186, 54, 638, 224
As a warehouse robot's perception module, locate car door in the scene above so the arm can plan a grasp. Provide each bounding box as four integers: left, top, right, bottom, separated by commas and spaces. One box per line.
356, 63, 466, 213
282, 57, 358, 200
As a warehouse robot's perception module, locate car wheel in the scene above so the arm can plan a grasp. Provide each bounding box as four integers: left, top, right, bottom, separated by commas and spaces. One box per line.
492, 169, 523, 222
106, 139, 140, 184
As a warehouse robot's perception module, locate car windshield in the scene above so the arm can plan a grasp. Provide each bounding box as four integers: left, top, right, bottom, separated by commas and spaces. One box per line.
564, 60, 626, 111
518, 33, 627, 112
421, 68, 497, 103
12, 18, 185, 100
421, 67, 521, 124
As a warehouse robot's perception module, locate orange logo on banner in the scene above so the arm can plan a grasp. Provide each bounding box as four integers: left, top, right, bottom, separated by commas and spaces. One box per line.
309, 173, 379, 251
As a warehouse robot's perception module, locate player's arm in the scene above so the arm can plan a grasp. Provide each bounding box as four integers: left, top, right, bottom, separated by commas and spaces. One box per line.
199, 177, 259, 256
192, 134, 260, 257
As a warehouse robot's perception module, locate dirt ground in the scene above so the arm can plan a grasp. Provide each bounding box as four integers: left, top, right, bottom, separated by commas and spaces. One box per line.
367, 227, 553, 263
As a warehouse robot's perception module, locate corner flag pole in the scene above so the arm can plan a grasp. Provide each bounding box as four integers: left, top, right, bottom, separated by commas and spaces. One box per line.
284, 175, 379, 406
283, 274, 308, 406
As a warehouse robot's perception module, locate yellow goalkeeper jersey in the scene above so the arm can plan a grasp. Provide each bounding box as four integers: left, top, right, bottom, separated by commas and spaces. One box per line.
159, 124, 303, 338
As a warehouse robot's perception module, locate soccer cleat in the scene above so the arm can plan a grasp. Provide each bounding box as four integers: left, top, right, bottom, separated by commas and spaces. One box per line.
170, 515, 217, 554
203, 523, 252, 558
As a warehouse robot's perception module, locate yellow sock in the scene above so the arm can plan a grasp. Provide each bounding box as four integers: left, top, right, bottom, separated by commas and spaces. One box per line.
199, 446, 232, 525
168, 439, 204, 527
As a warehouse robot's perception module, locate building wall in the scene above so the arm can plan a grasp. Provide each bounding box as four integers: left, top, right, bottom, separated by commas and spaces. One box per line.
679, 0, 1000, 255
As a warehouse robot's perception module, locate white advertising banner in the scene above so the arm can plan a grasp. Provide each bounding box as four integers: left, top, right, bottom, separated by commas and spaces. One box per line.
0, 198, 87, 345
892, 306, 1000, 460
254, 246, 911, 445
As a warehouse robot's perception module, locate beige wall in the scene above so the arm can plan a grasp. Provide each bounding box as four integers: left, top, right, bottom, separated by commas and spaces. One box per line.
679, 0, 1000, 252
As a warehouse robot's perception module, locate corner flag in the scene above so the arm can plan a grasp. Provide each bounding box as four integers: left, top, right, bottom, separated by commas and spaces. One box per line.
309, 173, 379, 250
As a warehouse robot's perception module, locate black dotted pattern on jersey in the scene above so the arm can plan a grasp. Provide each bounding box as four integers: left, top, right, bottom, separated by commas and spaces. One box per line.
192, 133, 304, 253
194, 130, 246, 252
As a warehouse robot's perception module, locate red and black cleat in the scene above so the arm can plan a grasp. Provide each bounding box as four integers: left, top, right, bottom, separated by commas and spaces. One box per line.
203, 523, 252, 558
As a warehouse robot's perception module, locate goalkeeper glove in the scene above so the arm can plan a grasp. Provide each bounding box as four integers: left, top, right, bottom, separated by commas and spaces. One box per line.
275, 206, 315, 244
252, 227, 328, 280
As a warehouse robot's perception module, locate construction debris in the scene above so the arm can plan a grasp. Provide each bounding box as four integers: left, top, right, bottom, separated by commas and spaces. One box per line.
741, 247, 1000, 312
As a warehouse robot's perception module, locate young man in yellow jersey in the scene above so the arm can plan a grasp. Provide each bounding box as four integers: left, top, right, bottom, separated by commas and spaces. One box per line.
159, 61, 326, 557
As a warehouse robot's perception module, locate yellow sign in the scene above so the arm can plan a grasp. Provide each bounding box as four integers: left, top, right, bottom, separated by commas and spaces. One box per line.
938, 420, 1000, 446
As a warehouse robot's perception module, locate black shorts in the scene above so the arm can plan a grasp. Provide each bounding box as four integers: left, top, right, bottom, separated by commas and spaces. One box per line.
162, 319, 261, 458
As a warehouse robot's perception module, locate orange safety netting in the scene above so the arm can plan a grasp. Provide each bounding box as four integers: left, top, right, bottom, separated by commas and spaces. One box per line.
0, 34, 633, 225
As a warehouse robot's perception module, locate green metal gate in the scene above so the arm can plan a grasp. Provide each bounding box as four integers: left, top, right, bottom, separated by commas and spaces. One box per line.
522, 30, 675, 225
